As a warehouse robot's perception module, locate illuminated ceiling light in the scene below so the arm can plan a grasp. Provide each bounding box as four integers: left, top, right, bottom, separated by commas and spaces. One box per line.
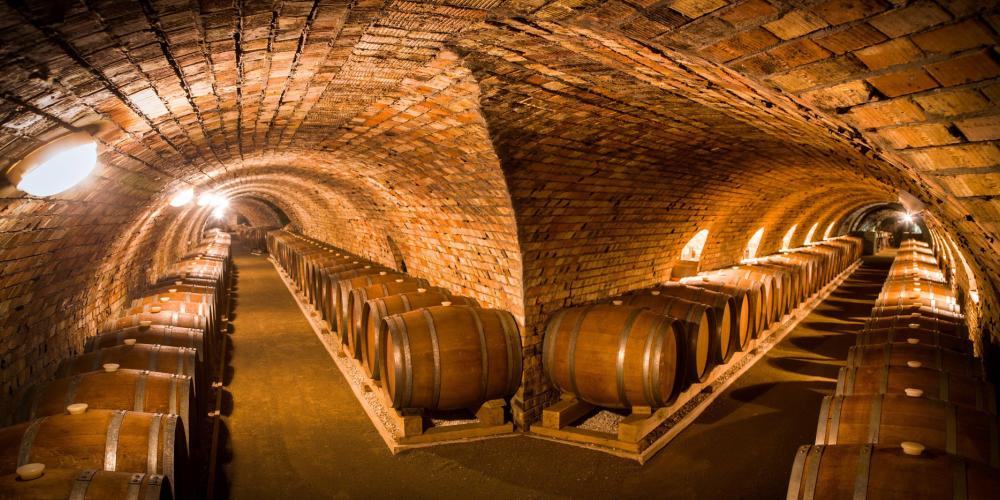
169, 188, 195, 207
5, 131, 99, 196
901, 213, 915, 223
212, 206, 226, 219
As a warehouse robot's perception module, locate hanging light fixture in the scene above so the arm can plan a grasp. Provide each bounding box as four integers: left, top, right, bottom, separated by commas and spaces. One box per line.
5, 131, 99, 196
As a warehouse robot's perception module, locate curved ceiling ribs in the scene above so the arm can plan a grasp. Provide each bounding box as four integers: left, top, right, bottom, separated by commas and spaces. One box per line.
1, 0, 998, 401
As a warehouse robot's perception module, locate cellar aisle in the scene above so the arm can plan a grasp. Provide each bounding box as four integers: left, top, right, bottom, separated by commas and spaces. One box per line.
222, 240, 892, 499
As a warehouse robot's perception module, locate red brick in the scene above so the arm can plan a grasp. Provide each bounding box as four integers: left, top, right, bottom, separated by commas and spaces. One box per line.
867, 67, 939, 97
814, 23, 888, 54
763, 10, 829, 40
667, 0, 728, 18
903, 143, 1000, 170
956, 115, 1000, 141
936, 172, 1000, 197
877, 123, 962, 148
811, 0, 891, 25
848, 98, 926, 128
854, 38, 923, 70
769, 56, 865, 92
719, 0, 779, 26
767, 39, 832, 69
868, 2, 952, 37
801, 80, 872, 109
924, 50, 1000, 87
699, 27, 779, 62
914, 89, 990, 117
912, 19, 998, 55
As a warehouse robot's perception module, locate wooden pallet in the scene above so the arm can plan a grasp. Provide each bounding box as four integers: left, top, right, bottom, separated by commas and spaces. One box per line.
531, 394, 671, 454
373, 389, 514, 445
529, 260, 863, 463
272, 259, 517, 453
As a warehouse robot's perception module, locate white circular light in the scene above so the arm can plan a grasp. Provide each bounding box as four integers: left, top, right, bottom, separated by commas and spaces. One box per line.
7, 132, 99, 196
170, 188, 195, 207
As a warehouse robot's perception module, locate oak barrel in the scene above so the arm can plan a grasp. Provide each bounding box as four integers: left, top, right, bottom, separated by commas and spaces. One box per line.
381, 305, 522, 410
86, 326, 206, 362
543, 304, 684, 409
815, 394, 999, 466
658, 282, 748, 353
346, 278, 430, 359
336, 271, 408, 344
360, 289, 474, 380
104, 312, 208, 337
5, 370, 193, 431
857, 328, 972, 354
846, 343, 983, 379
0, 410, 188, 495
57, 345, 200, 395
835, 365, 996, 414
0, 469, 172, 500
610, 292, 715, 383
786, 444, 999, 500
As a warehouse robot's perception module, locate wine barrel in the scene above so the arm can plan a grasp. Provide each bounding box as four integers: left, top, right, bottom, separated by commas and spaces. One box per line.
657, 283, 747, 354
815, 394, 999, 466
132, 292, 216, 312
543, 304, 684, 409
756, 260, 808, 306
336, 271, 408, 343
836, 365, 996, 414
305, 253, 354, 305
683, 275, 762, 338
846, 343, 983, 379
143, 283, 223, 317
320, 264, 388, 328
57, 345, 200, 395
0, 469, 172, 500
5, 370, 194, 432
610, 293, 715, 383
123, 303, 216, 338
86, 326, 206, 362
382, 305, 522, 411
0, 410, 188, 495
857, 328, 973, 355
742, 264, 794, 317
345, 278, 430, 359
313, 260, 370, 322
359, 289, 475, 380
870, 303, 964, 322
786, 444, 1000, 500
105, 311, 208, 335
866, 314, 968, 337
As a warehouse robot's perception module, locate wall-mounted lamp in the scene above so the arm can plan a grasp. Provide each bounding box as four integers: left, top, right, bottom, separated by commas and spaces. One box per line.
5, 130, 100, 196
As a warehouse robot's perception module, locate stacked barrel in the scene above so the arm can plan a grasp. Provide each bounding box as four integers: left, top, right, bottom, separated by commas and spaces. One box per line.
0, 230, 233, 498
266, 230, 522, 414
543, 236, 864, 412
787, 239, 999, 498
234, 225, 273, 252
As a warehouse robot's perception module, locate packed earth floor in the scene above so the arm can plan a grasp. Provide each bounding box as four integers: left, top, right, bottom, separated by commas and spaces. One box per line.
221, 241, 892, 499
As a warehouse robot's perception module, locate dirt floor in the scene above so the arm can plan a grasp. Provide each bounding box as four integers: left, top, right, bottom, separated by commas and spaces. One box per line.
220, 241, 891, 499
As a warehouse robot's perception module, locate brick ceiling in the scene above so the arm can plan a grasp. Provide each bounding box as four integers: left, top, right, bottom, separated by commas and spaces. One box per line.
2, 0, 999, 393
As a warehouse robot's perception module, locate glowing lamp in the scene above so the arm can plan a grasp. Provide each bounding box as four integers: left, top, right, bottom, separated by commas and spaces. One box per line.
170, 188, 195, 207
5, 131, 98, 196
901, 213, 914, 223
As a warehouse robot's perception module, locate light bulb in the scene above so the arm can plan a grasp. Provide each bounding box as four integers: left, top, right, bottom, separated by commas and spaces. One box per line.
169, 188, 195, 207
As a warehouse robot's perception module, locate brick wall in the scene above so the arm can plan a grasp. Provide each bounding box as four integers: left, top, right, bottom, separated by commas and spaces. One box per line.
1, 0, 998, 426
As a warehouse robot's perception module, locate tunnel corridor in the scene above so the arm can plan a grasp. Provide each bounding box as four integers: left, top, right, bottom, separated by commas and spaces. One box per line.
210, 240, 894, 499
2, 1, 999, 497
